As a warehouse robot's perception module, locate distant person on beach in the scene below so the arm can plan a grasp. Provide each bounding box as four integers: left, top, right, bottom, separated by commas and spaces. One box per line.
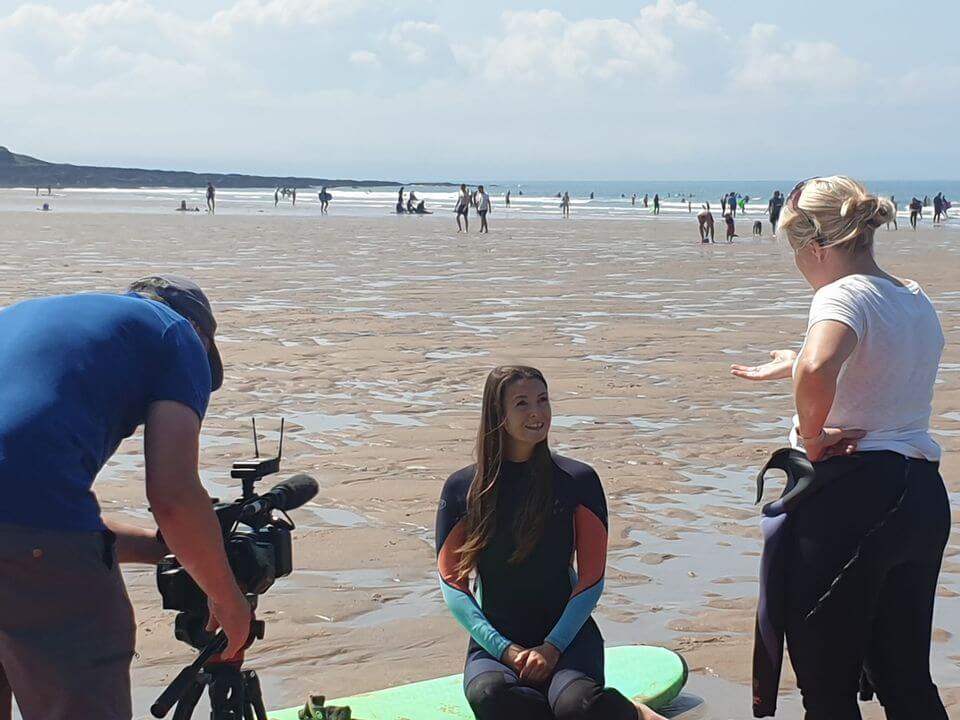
643, 193, 648, 208
274, 188, 279, 207
206, 182, 216, 213
887, 195, 898, 230
728, 192, 738, 217
476, 186, 492, 233
590, 192, 595, 200
505, 190, 511, 207
721, 194, 728, 214
398, 187, 405, 209
768, 190, 784, 234
46, 186, 51, 196
653, 194, 660, 215
0, 276, 252, 720
176, 200, 199, 212
697, 204, 715, 243
932, 193, 943, 224
731, 176, 948, 720
724, 212, 736, 242
910, 197, 923, 229
415, 200, 432, 214
688, 200, 692, 213
561, 192, 571, 218
292, 188, 297, 206
631, 193, 636, 206
456, 184, 471, 232
34, 187, 39, 197
436, 365, 668, 720
319, 187, 331, 214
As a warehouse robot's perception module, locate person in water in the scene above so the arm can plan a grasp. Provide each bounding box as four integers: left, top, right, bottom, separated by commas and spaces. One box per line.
436, 366, 666, 720
723, 212, 736, 242
731, 176, 949, 720
475, 186, 492, 233
697, 203, 715, 243
456, 184, 471, 232
206, 182, 215, 214
909, 197, 923, 229
505, 190, 511, 207
561, 192, 571, 218
652, 193, 660, 215
768, 190, 784, 234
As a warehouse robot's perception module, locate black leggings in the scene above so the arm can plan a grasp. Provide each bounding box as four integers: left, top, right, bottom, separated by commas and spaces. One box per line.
784, 452, 950, 720
463, 621, 636, 720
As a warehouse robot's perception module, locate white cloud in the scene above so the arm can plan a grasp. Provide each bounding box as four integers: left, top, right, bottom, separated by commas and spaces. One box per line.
349, 49, 380, 67
454, 7, 718, 85
210, 0, 365, 30
385, 20, 444, 64
732, 23, 867, 91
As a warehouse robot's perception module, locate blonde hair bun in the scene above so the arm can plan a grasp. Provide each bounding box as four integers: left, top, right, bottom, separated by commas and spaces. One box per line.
783, 176, 892, 251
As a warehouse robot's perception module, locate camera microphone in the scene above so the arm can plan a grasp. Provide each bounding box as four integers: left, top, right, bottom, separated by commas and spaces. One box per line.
239, 474, 318, 519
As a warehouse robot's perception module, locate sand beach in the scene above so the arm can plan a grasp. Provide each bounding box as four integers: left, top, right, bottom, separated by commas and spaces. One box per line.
0, 207, 957, 719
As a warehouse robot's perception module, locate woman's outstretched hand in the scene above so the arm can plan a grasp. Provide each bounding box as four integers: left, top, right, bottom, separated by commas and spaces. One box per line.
802, 428, 866, 462
517, 643, 561, 686
731, 349, 798, 381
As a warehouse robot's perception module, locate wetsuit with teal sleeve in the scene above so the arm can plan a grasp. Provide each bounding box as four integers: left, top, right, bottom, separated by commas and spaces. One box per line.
436, 454, 636, 720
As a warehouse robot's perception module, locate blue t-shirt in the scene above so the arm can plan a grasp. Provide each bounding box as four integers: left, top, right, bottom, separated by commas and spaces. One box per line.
0, 293, 212, 531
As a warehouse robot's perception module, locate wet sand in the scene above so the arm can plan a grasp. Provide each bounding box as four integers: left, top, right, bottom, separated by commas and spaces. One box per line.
0, 211, 957, 719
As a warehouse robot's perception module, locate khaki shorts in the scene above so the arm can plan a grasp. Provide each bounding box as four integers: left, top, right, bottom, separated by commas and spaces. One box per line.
0, 524, 136, 720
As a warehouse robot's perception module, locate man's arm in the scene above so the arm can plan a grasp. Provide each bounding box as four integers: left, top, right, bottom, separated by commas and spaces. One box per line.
103, 518, 168, 564
144, 400, 251, 659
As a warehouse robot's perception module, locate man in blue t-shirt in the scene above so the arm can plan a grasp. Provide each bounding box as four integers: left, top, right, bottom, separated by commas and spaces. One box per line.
0, 276, 251, 720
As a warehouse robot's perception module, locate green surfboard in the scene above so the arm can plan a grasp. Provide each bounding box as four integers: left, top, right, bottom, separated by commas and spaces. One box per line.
268, 645, 687, 719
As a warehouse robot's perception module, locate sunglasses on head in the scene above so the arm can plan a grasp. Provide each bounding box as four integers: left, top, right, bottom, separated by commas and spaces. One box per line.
788, 177, 829, 247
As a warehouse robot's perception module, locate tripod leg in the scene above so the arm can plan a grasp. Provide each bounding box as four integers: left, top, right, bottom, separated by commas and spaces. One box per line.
209, 666, 246, 720
171, 679, 206, 720
243, 670, 268, 720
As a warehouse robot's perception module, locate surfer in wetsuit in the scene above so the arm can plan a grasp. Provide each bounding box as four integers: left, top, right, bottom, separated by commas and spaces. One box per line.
437, 366, 665, 720
206, 182, 215, 214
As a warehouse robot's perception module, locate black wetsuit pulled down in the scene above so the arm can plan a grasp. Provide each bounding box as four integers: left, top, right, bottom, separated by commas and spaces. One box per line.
436, 454, 636, 720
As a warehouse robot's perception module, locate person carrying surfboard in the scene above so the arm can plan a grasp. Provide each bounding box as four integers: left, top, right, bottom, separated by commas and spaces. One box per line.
436, 366, 666, 720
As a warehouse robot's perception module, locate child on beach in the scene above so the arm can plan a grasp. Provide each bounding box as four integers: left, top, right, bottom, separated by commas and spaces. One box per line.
436, 366, 666, 720
724, 212, 736, 242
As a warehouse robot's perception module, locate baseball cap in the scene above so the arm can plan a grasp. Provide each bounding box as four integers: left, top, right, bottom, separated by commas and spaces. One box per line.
127, 275, 224, 391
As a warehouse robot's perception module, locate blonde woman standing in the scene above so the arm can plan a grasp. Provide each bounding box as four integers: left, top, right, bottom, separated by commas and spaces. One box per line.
732, 177, 949, 719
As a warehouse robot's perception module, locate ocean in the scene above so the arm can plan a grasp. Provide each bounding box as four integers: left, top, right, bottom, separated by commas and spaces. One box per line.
3, 180, 958, 221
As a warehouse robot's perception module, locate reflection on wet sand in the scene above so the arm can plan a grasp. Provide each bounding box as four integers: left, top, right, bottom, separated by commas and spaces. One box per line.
1, 212, 956, 719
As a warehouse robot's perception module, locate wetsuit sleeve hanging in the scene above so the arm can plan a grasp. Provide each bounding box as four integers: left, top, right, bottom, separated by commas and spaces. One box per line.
544, 469, 608, 652
436, 472, 512, 661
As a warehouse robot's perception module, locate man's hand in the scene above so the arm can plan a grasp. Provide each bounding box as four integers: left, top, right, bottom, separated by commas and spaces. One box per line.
731, 349, 798, 381
145, 401, 252, 661
517, 643, 560, 686
801, 427, 866, 462
206, 590, 254, 660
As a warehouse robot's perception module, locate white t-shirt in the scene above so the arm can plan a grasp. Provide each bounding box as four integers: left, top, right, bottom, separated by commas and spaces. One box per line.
476, 192, 491, 212
790, 274, 944, 461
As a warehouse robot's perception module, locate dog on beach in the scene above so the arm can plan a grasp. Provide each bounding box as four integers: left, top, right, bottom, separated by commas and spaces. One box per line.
753, 220, 763, 237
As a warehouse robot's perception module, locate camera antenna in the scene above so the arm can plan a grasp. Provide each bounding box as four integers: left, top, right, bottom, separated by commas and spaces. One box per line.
277, 418, 284, 462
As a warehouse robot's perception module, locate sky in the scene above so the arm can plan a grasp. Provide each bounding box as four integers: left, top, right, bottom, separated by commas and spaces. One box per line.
1, 0, 958, 181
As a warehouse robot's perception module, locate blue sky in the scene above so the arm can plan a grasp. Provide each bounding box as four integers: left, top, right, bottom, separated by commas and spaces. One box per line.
1, 0, 957, 181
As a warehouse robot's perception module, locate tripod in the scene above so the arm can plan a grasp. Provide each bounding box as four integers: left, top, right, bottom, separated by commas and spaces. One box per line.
151, 624, 267, 719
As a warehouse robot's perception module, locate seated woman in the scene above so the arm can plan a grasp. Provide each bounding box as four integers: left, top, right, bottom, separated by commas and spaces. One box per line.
436, 365, 664, 720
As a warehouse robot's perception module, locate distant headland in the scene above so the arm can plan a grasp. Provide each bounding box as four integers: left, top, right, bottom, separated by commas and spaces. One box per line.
0, 146, 437, 189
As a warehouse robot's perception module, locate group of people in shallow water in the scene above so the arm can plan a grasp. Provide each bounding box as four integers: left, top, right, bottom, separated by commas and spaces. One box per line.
435, 177, 949, 720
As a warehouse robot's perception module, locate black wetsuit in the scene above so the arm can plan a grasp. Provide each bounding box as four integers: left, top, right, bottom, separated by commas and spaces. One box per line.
436, 454, 635, 720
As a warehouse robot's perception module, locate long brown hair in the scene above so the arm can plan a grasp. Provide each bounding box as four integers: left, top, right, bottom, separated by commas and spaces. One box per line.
455, 365, 555, 578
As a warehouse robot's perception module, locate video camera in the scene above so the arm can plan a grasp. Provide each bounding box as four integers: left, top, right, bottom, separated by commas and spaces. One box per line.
152, 419, 319, 719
